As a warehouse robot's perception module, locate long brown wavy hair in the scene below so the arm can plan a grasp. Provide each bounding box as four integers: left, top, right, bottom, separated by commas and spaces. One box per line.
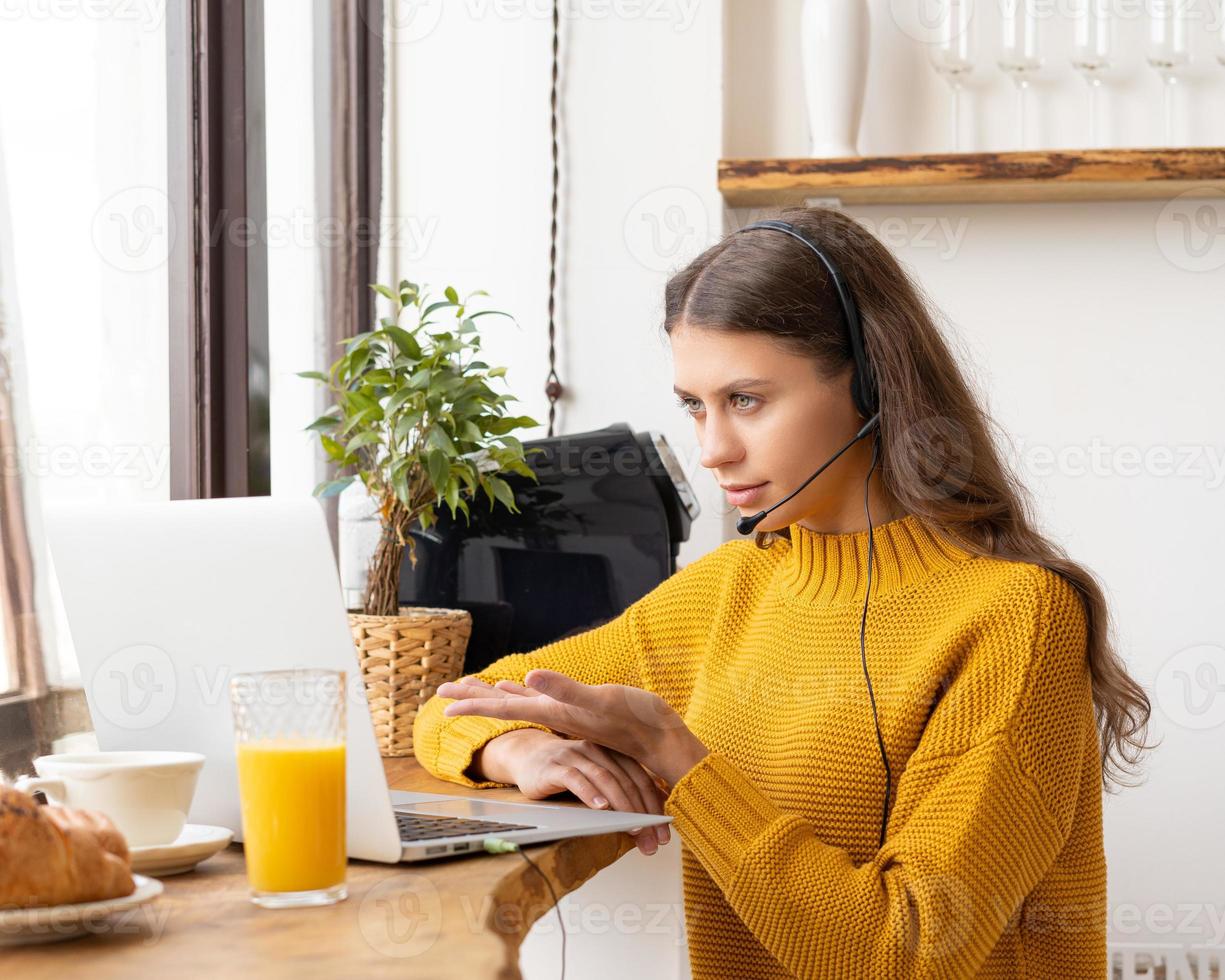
662, 205, 1152, 793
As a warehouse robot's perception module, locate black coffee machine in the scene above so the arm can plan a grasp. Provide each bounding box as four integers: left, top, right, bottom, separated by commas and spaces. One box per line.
398, 423, 700, 675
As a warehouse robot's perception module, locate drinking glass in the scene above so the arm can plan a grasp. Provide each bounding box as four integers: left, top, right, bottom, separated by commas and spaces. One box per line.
998, 0, 1043, 149
928, 0, 976, 152
1147, 0, 1192, 145
1070, 0, 1113, 147
1215, 0, 1225, 69
230, 668, 348, 909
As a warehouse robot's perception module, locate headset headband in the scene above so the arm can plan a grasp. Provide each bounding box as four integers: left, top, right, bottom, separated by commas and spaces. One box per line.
736, 219, 878, 422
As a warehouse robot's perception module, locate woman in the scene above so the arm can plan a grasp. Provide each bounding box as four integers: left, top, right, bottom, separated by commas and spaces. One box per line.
412, 206, 1152, 979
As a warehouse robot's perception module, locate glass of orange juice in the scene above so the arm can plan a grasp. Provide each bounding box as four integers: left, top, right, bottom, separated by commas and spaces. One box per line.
229, 668, 347, 908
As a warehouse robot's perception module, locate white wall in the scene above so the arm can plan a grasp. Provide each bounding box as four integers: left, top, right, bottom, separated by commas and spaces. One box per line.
387, 0, 1225, 976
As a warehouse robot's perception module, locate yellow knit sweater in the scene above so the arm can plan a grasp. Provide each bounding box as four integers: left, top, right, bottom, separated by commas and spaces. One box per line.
413, 512, 1107, 979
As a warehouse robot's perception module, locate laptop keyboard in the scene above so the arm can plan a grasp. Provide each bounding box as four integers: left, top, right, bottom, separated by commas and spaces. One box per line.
395, 810, 538, 843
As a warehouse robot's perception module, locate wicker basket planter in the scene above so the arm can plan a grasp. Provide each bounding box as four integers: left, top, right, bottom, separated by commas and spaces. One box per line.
348, 606, 473, 757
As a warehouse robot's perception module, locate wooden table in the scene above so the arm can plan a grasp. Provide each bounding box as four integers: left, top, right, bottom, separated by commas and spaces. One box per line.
8, 757, 638, 979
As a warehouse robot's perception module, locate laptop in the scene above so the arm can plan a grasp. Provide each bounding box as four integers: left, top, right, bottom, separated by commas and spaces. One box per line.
44, 496, 671, 863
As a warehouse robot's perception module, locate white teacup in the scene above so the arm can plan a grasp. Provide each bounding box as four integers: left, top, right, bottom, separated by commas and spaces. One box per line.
14, 750, 204, 847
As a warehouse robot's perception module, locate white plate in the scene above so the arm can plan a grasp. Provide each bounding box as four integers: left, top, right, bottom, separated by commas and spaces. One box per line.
129, 824, 233, 877
0, 874, 163, 946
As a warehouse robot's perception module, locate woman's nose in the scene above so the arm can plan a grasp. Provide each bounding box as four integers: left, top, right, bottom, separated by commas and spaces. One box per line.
699, 415, 744, 471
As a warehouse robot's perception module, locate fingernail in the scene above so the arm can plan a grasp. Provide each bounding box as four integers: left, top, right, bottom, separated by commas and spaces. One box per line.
656, 825, 669, 845
629, 826, 642, 834
594, 797, 609, 808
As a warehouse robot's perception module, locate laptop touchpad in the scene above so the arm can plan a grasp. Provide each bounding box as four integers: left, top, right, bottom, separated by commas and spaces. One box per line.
397, 800, 506, 818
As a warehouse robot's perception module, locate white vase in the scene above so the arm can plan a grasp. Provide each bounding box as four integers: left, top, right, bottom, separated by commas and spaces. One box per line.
800, 0, 871, 158
338, 480, 380, 611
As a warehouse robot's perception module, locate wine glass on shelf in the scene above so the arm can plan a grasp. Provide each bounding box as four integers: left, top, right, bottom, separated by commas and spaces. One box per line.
1070, 0, 1113, 149
1146, 0, 1192, 146
928, 0, 976, 153
997, 0, 1043, 150
1216, 0, 1225, 69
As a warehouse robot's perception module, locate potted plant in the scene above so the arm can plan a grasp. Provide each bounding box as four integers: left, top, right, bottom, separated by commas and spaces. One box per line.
301, 278, 541, 756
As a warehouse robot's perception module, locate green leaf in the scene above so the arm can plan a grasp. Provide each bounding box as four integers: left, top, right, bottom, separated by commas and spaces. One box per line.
422, 300, 457, 319
382, 325, 421, 359
344, 330, 376, 354
391, 468, 410, 506
426, 449, 449, 496
487, 366, 507, 378
305, 412, 341, 432
384, 387, 417, 416
346, 430, 382, 453
497, 434, 524, 455
444, 285, 459, 304
488, 476, 518, 512
296, 370, 328, 382
348, 346, 372, 377
313, 476, 354, 498
394, 411, 423, 444
444, 480, 459, 517
426, 425, 457, 456
320, 435, 347, 462
371, 284, 398, 303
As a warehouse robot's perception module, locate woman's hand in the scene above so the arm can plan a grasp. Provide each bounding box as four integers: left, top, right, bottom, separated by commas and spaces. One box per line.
496, 728, 672, 856
437, 670, 710, 788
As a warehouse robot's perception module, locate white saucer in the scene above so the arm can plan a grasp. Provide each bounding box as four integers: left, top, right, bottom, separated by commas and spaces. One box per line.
0, 874, 163, 946
129, 824, 233, 877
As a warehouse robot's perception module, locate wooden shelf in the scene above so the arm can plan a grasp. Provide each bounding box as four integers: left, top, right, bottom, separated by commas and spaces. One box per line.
718, 147, 1225, 207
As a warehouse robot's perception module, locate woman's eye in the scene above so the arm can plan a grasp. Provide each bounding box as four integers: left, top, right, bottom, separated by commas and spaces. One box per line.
731, 393, 758, 410
675, 396, 699, 416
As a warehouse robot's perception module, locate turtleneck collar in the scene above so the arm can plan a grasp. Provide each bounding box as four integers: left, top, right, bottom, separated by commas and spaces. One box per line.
773, 512, 975, 606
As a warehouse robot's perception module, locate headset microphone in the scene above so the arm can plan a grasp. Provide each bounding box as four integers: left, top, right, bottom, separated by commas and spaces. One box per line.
731, 218, 893, 850
735, 412, 880, 536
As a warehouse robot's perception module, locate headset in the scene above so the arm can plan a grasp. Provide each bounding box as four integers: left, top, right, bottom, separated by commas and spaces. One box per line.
732, 218, 893, 850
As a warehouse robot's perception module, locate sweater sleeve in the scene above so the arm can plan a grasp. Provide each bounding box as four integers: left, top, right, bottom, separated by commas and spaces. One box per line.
412, 540, 741, 789
662, 566, 1096, 979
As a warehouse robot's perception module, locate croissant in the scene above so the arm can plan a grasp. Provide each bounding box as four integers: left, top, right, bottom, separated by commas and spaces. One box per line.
0, 785, 135, 908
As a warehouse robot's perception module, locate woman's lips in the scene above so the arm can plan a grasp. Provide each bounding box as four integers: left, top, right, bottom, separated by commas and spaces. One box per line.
724, 482, 768, 507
